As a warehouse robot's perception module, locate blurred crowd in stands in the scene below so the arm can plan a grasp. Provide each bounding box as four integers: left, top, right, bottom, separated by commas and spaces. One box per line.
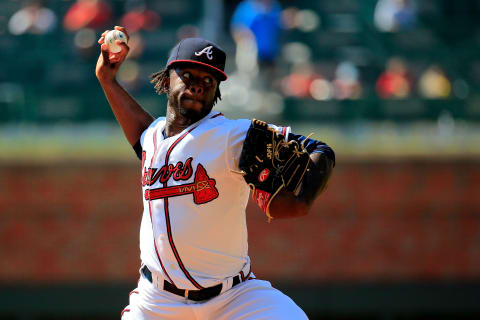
226, 0, 457, 101
2, 0, 474, 105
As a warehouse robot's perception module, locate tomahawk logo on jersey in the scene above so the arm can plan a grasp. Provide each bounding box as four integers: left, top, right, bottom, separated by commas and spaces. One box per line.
144, 162, 219, 205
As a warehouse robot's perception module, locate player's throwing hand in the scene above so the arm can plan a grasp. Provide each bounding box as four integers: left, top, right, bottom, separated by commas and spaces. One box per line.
95, 26, 130, 83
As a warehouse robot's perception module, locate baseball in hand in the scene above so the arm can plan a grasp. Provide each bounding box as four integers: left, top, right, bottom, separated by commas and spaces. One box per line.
105, 30, 128, 53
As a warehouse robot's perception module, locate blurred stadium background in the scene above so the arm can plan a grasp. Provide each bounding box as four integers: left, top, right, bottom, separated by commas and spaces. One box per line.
0, 0, 479, 319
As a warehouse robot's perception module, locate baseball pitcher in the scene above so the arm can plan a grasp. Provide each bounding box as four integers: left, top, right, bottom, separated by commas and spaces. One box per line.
96, 26, 335, 319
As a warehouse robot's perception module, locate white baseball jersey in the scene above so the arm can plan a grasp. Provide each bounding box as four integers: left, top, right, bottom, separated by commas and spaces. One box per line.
138, 110, 290, 290
122, 110, 308, 319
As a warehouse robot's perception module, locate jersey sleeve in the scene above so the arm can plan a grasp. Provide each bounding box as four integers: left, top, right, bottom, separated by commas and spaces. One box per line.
226, 119, 251, 171
132, 117, 164, 160
133, 140, 142, 160
268, 124, 291, 138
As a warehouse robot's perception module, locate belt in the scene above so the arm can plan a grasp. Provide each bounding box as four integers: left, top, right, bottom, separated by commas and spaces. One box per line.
141, 265, 242, 301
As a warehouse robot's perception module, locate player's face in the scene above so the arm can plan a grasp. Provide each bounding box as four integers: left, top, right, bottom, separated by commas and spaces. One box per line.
168, 65, 219, 121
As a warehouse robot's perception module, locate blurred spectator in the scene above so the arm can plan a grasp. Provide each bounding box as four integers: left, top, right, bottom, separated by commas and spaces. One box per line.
418, 65, 451, 99
281, 7, 298, 30
8, 0, 57, 35
63, 0, 112, 31
376, 57, 412, 98
374, 0, 417, 32
281, 62, 323, 98
332, 61, 362, 100
310, 78, 334, 101
231, 0, 283, 69
120, 0, 160, 33
281, 7, 320, 33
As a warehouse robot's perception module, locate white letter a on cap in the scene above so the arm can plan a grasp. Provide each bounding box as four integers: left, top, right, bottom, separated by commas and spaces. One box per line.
195, 46, 213, 60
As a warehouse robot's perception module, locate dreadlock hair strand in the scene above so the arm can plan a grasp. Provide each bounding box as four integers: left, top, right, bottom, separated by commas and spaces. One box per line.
150, 68, 170, 95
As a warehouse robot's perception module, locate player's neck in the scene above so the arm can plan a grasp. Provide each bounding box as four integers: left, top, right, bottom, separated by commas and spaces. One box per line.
164, 102, 213, 137
164, 106, 198, 137
164, 115, 191, 138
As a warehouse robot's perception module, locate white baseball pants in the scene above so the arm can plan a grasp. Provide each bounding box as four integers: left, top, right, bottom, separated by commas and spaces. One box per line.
121, 276, 308, 319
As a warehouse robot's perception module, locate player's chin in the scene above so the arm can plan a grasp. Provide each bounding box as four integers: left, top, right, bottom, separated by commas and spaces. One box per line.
179, 99, 213, 119
181, 98, 204, 111
178, 104, 204, 120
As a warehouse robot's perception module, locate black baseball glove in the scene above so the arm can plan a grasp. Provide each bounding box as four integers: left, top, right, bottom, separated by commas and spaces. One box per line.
238, 119, 311, 221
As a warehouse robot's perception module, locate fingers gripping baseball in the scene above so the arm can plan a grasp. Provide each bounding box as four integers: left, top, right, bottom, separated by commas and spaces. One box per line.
95, 26, 130, 82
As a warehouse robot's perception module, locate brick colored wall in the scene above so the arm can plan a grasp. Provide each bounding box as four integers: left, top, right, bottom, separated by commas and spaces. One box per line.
248, 158, 480, 283
0, 159, 479, 284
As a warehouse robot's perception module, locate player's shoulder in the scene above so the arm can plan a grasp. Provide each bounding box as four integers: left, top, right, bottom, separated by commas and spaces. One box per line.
207, 115, 290, 137
203, 112, 251, 133
144, 116, 167, 135
220, 117, 251, 130
148, 116, 166, 130
140, 117, 166, 146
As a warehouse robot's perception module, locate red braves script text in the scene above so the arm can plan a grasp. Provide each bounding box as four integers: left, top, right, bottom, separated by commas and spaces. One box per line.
142, 157, 193, 186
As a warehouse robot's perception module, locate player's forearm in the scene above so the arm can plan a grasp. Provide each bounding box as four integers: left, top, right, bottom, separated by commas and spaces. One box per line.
99, 79, 154, 146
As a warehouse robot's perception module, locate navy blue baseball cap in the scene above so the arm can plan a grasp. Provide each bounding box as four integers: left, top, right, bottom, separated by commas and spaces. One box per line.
166, 38, 228, 81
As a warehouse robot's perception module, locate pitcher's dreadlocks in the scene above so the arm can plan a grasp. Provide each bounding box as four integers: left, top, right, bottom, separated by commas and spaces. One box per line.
150, 67, 222, 105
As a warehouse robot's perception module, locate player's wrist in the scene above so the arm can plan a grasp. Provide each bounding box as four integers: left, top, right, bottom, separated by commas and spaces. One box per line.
97, 75, 119, 87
